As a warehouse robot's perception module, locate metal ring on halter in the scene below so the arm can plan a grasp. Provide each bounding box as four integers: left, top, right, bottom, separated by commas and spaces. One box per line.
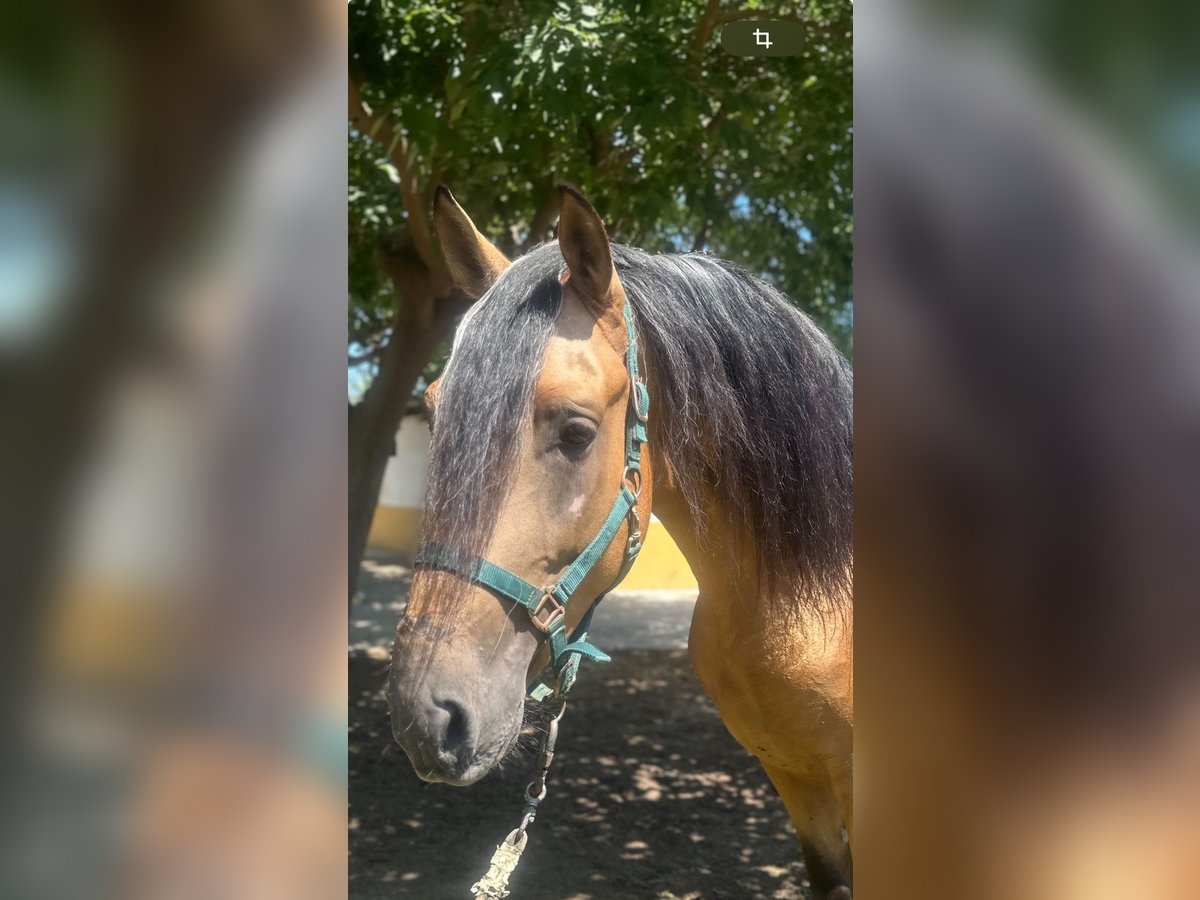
524, 781, 548, 805
550, 699, 568, 723
622, 465, 643, 499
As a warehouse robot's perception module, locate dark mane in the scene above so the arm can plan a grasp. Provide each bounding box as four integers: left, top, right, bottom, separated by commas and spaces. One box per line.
613, 245, 853, 609
420, 244, 564, 561
417, 241, 852, 617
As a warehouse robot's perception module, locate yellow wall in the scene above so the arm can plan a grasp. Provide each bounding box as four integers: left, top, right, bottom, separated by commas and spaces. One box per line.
366, 506, 697, 590
365, 506, 424, 560
619, 521, 697, 590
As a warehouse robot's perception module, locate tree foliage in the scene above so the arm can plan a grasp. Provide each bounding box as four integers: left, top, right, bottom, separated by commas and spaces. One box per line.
349, 0, 852, 392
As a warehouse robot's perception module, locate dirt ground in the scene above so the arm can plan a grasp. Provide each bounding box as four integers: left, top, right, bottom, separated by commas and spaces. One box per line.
350, 559, 813, 900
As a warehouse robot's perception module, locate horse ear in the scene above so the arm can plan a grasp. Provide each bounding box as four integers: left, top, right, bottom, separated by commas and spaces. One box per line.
423, 377, 440, 413
557, 184, 617, 312
432, 186, 511, 299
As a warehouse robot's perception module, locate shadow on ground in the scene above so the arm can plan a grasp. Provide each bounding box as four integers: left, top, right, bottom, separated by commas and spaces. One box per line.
350, 649, 812, 899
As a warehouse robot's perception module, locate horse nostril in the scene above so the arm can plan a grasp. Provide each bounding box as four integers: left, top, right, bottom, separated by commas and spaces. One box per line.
435, 699, 469, 755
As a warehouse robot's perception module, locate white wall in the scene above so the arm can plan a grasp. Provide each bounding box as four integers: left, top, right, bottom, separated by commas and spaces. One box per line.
377, 414, 430, 508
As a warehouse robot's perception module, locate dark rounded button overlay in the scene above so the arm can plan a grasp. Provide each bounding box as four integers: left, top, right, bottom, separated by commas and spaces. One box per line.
720, 20, 805, 57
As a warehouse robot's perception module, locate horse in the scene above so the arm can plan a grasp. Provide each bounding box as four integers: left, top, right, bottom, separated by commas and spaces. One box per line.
388, 185, 854, 898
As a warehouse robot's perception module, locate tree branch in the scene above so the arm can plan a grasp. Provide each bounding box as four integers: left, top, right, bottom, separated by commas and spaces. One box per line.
693, 0, 723, 55
349, 74, 442, 278
519, 190, 560, 254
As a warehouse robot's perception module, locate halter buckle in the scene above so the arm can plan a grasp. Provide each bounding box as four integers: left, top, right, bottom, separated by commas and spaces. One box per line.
630, 376, 649, 423
622, 465, 643, 500
626, 506, 643, 556
627, 529, 643, 556
529, 589, 565, 633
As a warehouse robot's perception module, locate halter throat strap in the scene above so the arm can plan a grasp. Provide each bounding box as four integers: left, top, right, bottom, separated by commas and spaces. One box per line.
415, 301, 648, 700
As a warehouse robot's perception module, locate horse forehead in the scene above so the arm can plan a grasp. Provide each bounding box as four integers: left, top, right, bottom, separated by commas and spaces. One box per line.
535, 333, 624, 404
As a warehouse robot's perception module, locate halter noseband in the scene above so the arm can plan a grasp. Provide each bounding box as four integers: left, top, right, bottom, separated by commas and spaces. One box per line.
415, 301, 649, 700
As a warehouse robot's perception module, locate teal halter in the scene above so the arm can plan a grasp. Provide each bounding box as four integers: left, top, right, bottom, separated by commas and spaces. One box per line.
415, 301, 649, 701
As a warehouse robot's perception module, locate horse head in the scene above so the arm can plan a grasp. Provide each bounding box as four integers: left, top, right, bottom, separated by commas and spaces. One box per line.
388, 186, 652, 785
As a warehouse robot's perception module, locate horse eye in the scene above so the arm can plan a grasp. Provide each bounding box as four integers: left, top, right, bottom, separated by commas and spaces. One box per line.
560, 419, 597, 448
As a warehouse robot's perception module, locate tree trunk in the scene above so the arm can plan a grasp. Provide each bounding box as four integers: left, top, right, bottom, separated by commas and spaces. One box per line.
347, 383, 418, 601
348, 284, 467, 600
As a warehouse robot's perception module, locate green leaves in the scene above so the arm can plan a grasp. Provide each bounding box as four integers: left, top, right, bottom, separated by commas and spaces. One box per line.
350, 0, 853, 367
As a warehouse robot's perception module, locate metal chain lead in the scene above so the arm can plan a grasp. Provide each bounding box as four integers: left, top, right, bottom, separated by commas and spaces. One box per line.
470, 701, 568, 898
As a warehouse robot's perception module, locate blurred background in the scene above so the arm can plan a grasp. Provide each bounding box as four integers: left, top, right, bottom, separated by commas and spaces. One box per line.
856, 2, 1200, 899
1, 1, 346, 898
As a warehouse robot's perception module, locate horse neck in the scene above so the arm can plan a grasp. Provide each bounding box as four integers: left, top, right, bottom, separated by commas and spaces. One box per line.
647, 446, 852, 622
646, 447, 762, 604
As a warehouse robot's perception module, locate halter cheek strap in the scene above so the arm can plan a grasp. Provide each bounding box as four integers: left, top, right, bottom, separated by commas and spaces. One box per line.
415, 301, 649, 701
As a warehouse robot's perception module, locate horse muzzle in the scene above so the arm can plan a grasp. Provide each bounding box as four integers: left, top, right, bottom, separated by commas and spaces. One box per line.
387, 629, 526, 786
